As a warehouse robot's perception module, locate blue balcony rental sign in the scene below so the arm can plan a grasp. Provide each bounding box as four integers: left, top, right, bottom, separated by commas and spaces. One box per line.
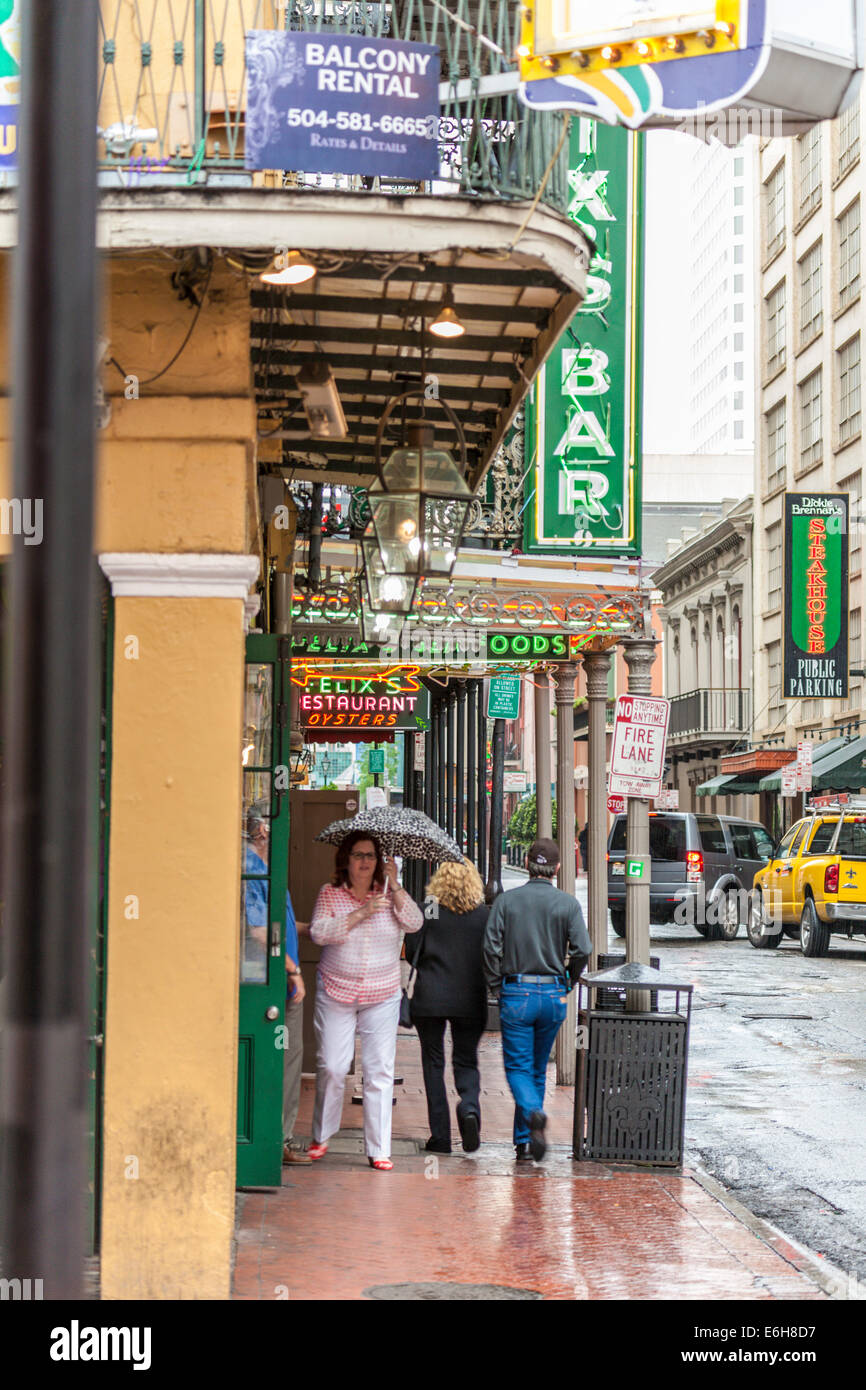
245, 30, 440, 179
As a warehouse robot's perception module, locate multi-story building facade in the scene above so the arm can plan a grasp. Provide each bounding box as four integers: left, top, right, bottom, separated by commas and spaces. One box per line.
688, 139, 756, 454
754, 100, 864, 754
654, 498, 754, 812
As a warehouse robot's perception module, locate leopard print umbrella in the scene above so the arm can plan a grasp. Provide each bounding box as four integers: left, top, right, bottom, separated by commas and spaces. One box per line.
315, 806, 464, 862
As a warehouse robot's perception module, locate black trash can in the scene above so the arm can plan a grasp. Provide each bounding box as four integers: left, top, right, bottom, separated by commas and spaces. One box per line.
574, 962, 694, 1168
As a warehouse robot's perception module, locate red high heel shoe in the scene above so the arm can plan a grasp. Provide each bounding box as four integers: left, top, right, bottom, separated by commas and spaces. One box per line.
307, 1141, 328, 1161
368, 1157, 393, 1171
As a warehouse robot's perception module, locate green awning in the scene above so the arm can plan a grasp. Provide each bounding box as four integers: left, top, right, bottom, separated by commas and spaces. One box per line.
811, 734, 866, 791
758, 735, 854, 791
696, 774, 737, 795
696, 773, 763, 796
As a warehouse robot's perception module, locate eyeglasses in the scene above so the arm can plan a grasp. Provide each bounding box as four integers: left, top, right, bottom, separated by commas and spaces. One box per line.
349, 851, 377, 861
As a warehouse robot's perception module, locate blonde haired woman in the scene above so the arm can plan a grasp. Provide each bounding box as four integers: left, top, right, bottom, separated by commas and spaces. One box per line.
405, 858, 488, 1154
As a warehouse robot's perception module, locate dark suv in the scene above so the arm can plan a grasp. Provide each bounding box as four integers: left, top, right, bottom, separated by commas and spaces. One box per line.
606, 812, 775, 940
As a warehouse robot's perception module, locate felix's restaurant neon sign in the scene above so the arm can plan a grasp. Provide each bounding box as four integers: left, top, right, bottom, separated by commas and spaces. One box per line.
784, 494, 848, 700
292, 665, 430, 730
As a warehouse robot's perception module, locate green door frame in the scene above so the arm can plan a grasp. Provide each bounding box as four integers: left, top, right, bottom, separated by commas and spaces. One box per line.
237, 634, 291, 1188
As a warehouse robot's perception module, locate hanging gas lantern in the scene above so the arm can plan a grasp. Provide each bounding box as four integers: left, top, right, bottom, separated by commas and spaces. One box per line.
366, 390, 472, 581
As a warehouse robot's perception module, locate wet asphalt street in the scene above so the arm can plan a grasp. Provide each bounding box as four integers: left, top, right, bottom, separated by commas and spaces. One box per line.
610, 910, 866, 1284
501, 867, 866, 1283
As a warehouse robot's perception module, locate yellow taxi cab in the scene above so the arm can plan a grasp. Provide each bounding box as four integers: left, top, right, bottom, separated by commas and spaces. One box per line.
748, 800, 866, 957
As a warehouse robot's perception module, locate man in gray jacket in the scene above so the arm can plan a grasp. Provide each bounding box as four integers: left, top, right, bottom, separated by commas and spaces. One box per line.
483, 838, 591, 1161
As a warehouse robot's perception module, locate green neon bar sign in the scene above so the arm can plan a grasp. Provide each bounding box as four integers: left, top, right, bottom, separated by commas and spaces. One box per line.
524, 118, 643, 556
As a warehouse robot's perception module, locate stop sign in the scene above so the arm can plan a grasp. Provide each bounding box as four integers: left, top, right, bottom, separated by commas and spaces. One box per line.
607, 795, 625, 815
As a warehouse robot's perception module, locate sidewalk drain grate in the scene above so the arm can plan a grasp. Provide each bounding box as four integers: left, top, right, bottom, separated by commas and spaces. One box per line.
363, 1282, 542, 1301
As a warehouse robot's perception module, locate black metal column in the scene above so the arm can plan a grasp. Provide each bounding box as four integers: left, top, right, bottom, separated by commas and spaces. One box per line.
431, 694, 441, 824
445, 687, 455, 838
1, 0, 100, 1300
455, 682, 466, 854
477, 686, 488, 882
466, 681, 477, 866
424, 699, 434, 821
437, 695, 447, 831
402, 730, 415, 898
485, 719, 506, 903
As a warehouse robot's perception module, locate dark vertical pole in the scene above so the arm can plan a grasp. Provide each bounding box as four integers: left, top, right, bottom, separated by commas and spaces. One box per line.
485, 719, 506, 903
308, 482, 324, 590
466, 681, 477, 866
412, 770, 424, 902
437, 696, 447, 830
402, 730, 414, 896
455, 682, 466, 853
477, 685, 488, 882
403, 730, 413, 808
425, 705, 434, 820
430, 695, 440, 824
1, 0, 99, 1300
445, 688, 455, 838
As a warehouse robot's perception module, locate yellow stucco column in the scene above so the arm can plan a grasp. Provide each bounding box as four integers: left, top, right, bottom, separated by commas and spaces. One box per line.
98, 553, 258, 1300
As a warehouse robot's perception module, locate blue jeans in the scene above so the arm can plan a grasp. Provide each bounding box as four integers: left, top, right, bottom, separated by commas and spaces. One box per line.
499, 979, 568, 1144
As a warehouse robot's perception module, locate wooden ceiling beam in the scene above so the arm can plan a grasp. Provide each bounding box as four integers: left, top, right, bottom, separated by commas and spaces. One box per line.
253, 351, 519, 380
249, 322, 533, 354
318, 262, 567, 290
250, 290, 550, 324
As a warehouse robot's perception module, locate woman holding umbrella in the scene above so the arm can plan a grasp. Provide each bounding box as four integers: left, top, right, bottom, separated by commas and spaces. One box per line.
307, 828, 423, 1171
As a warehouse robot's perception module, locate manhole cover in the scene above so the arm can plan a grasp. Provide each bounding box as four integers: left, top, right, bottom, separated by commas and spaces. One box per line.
364, 1282, 542, 1301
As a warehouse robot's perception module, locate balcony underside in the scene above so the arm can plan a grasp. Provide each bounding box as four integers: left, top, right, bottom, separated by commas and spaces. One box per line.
32, 187, 586, 489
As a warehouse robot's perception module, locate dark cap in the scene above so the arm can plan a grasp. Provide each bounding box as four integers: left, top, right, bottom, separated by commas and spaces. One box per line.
527, 837, 560, 867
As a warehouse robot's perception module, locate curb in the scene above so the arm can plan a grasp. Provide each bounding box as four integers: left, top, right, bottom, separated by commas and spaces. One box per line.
686, 1163, 852, 1300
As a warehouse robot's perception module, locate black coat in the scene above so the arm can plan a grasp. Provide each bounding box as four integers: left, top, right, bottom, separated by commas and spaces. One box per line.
405, 903, 488, 1020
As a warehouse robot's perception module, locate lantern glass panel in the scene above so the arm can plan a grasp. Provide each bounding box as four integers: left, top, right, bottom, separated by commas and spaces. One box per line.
422, 496, 470, 576
361, 536, 417, 614
382, 445, 473, 498
368, 491, 423, 576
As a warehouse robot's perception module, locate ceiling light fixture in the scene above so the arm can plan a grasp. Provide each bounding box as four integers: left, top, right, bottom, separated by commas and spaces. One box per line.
260, 250, 317, 286
429, 285, 465, 339
296, 360, 347, 440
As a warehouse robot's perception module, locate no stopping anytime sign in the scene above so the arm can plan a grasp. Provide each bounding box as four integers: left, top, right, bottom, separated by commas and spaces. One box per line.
608, 695, 670, 799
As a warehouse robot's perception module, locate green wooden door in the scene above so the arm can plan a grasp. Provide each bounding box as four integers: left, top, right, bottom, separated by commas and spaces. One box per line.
237, 634, 291, 1188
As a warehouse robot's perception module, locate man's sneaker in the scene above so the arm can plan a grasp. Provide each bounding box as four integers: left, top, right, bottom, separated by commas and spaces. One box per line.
458, 1110, 480, 1153
283, 1143, 312, 1165
528, 1110, 547, 1161
514, 1143, 533, 1162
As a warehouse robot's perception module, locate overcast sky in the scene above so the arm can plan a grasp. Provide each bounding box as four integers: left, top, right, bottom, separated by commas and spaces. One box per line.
642, 129, 696, 454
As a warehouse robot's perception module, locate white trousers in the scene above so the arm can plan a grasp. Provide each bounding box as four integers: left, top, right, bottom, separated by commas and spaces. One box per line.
312, 985, 402, 1159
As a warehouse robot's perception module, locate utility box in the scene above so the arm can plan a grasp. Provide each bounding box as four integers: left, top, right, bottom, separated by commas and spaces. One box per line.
574, 962, 693, 1168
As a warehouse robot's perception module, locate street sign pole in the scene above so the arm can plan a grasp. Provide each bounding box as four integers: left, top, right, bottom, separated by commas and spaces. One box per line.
621, 632, 660, 1011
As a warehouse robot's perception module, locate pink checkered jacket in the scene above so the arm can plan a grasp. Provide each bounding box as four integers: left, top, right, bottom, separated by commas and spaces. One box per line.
310, 881, 423, 1006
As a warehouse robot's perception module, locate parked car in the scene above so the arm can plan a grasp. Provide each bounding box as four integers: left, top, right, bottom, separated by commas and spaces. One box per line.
748, 803, 866, 956
607, 812, 775, 940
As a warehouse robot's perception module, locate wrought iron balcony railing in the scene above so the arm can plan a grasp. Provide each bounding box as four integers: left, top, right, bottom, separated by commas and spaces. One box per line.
668, 688, 752, 741
97, 0, 570, 213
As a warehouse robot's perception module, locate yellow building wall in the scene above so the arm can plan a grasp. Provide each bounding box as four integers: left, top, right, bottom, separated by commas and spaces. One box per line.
95, 255, 257, 1298
101, 596, 244, 1299
0, 236, 259, 1295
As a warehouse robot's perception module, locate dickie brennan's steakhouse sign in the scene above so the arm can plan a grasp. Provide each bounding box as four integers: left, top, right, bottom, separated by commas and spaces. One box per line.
294, 668, 430, 731
784, 494, 849, 701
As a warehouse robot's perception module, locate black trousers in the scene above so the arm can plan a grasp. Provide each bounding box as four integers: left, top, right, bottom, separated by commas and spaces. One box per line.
413, 1015, 485, 1149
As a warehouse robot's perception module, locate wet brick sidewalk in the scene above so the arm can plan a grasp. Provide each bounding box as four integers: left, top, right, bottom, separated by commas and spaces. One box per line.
232, 1029, 831, 1301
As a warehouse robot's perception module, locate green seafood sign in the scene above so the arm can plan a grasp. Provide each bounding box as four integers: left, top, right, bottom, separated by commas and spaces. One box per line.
524, 119, 643, 556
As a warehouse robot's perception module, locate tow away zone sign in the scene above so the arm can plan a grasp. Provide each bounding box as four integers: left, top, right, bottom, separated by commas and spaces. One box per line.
608, 694, 670, 799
